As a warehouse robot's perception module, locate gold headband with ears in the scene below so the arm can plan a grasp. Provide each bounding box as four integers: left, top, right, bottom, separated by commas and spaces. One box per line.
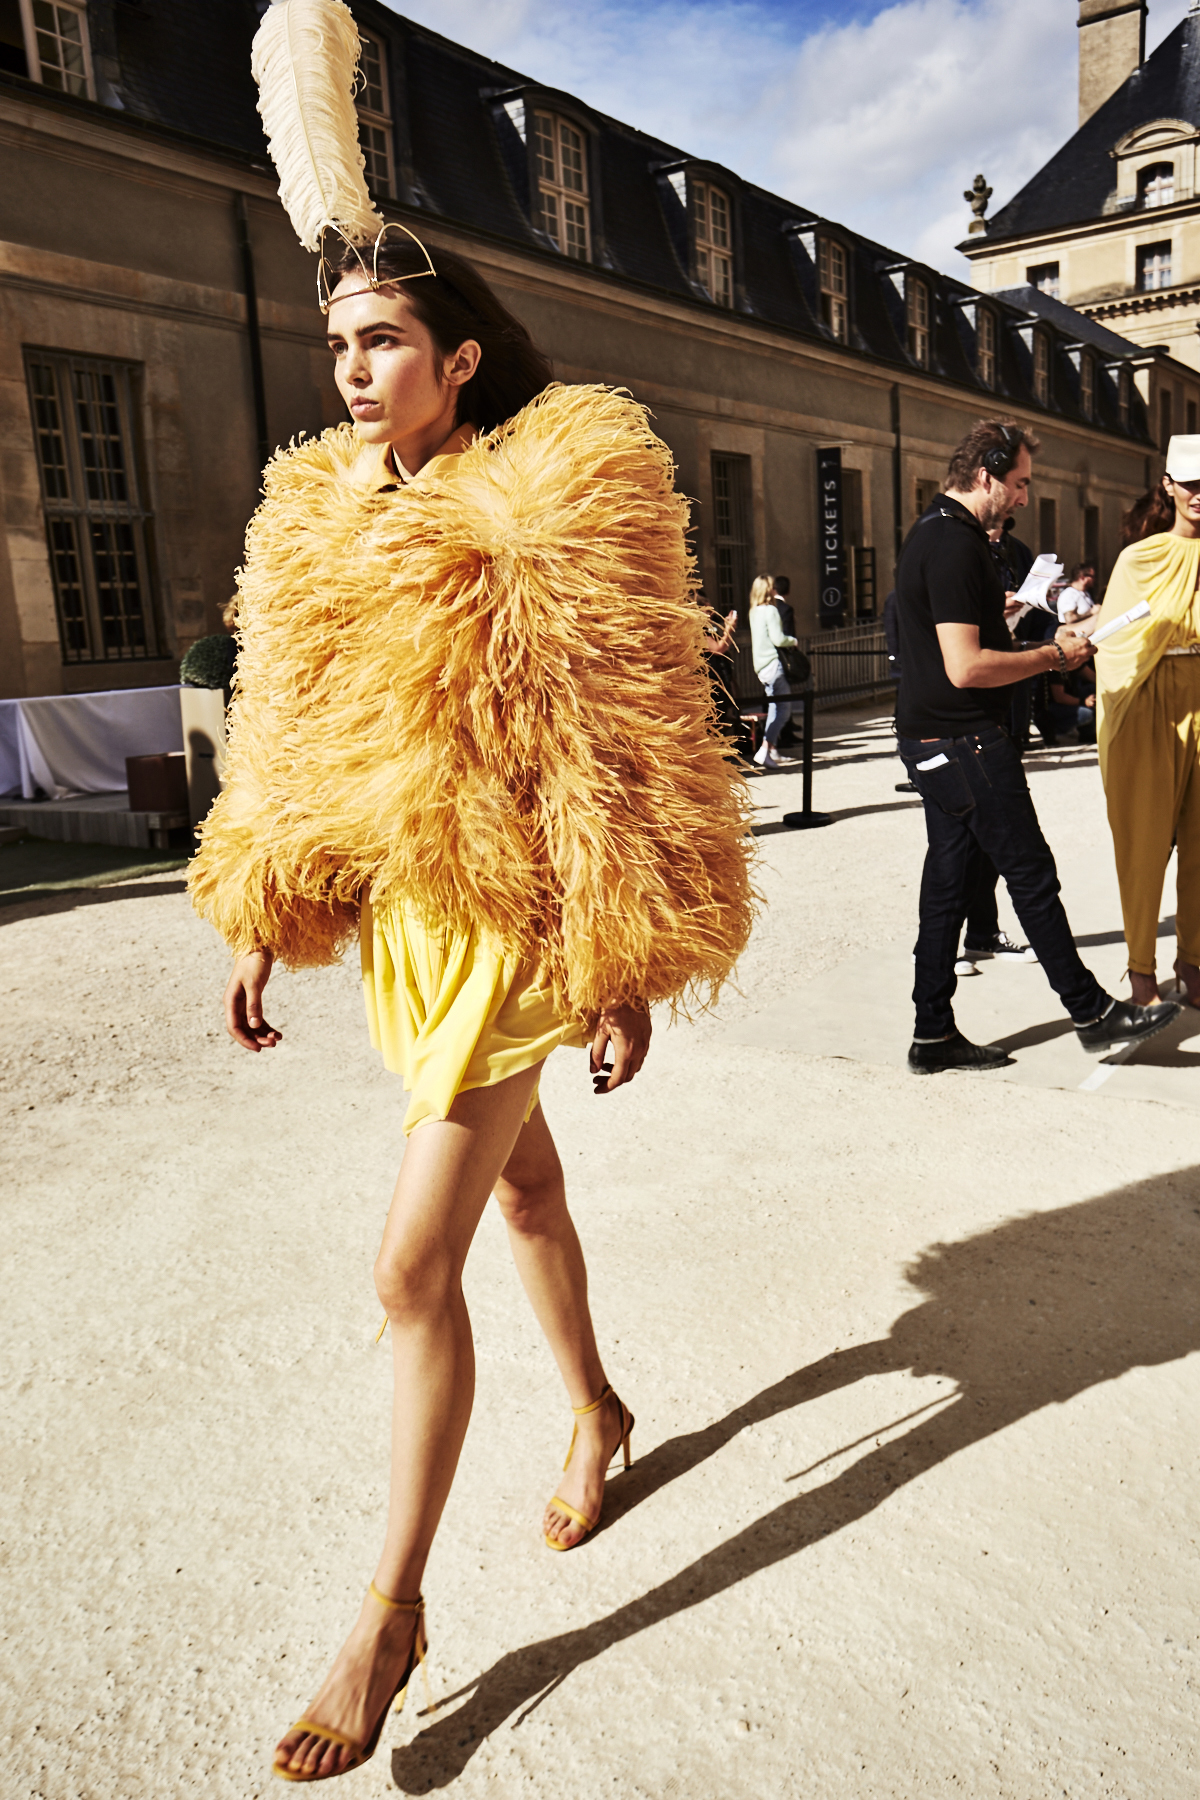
318, 220, 438, 313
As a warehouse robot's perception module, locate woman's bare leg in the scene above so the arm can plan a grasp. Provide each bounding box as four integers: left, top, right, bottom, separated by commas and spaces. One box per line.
274, 1063, 544, 1781
494, 1103, 629, 1550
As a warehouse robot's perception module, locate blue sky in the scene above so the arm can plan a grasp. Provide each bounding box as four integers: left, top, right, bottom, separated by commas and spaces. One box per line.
383, 0, 1192, 277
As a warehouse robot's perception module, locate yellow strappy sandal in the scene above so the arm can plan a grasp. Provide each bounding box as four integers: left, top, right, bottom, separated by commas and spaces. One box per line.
273, 1583, 430, 1783
544, 1382, 634, 1551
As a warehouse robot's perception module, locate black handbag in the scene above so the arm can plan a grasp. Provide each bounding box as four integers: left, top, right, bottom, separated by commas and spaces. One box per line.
778, 644, 811, 686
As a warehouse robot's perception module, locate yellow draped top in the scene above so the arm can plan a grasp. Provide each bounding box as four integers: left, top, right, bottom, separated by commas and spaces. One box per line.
1093, 530, 1200, 780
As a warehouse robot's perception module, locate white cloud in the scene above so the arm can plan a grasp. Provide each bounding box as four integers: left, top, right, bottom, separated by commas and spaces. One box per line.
381, 0, 1196, 278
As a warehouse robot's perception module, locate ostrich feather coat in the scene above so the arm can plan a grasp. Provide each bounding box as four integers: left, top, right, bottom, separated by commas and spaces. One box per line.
188, 383, 755, 1023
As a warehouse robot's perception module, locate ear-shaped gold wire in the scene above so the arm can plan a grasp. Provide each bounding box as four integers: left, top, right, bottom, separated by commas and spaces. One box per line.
318, 221, 438, 313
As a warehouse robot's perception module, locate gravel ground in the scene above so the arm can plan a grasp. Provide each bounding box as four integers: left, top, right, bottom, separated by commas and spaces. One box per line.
2, 709, 1197, 1800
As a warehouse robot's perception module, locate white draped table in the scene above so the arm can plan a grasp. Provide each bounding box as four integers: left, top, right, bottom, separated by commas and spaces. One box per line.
0, 687, 183, 800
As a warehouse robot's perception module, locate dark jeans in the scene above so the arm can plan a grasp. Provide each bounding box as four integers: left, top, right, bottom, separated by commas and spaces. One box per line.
899, 724, 1108, 1038
963, 842, 999, 942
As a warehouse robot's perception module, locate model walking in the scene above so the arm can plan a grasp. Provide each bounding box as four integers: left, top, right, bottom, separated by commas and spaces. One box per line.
189, 0, 752, 1782
1095, 435, 1200, 1007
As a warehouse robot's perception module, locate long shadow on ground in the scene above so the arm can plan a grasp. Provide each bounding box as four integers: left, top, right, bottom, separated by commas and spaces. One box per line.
392, 1169, 1200, 1791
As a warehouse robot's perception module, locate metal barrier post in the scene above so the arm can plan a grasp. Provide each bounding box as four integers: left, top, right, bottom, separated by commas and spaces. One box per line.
783, 681, 833, 831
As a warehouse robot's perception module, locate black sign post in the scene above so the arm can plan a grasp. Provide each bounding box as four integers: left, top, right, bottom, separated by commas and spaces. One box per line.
816, 446, 846, 630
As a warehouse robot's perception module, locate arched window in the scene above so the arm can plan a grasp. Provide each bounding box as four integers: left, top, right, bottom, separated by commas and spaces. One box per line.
1032, 331, 1051, 406
907, 277, 930, 368
692, 180, 732, 306
817, 237, 848, 342
1140, 163, 1175, 208
977, 307, 996, 389
533, 112, 591, 261
355, 31, 394, 198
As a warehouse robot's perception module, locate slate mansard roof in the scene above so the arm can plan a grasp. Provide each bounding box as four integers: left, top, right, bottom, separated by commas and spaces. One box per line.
984, 15, 1200, 242
0, 0, 1160, 443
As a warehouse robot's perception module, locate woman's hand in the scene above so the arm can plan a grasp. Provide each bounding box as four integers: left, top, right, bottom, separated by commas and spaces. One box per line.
224, 949, 282, 1052
590, 1003, 651, 1094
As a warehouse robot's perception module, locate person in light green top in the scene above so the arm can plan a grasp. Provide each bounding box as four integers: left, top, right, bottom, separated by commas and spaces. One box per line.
748, 574, 798, 767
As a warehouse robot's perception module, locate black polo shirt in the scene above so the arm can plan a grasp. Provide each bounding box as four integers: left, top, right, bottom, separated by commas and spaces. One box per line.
895, 495, 1017, 738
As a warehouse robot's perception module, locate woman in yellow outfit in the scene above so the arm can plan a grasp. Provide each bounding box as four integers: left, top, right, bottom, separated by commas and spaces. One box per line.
1094, 434, 1200, 1008
188, 7, 751, 1783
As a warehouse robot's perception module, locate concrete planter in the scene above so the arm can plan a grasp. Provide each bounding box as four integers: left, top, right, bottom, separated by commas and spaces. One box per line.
179, 686, 227, 827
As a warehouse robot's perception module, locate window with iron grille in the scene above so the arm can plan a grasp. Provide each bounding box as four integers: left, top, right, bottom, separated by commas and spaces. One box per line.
710, 452, 752, 619
533, 112, 590, 261
1080, 351, 1095, 420
977, 307, 996, 389
817, 237, 848, 342
25, 351, 160, 665
1140, 163, 1174, 209
1138, 240, 1172, 291
1032, 331, 1051, 406
692, 181, 733, 307
355, 30, 394, 198
19, 0, 91, 96
906, 277, 929, 368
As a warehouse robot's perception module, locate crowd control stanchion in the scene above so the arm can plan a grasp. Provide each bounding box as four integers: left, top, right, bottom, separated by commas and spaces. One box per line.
782, 678, 833, 830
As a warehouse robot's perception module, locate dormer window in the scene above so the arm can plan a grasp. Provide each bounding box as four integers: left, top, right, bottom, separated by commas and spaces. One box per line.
817, 237, 848, 342
1032, 331, 1051, 406
977, 307, 997, 389
1079, 351, 1095, 421
533, 112, 590, 261
906, 277, 930, 368
19, 0, 93, 98
1138, 240, 1172, 291
1139, 163, 1174, 208
355, 31, 394, 198
692, 180, 732, 306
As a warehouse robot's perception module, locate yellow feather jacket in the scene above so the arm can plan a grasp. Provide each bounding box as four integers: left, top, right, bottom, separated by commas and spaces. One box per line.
188, 383, 755, 1023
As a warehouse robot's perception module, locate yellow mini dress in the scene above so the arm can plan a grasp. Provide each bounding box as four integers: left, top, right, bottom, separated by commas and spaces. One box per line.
360, 897, 587, 1135
355, 435, 586, 1134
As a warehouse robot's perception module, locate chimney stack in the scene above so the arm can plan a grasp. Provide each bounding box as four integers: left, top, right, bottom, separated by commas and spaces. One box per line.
1078, 1, 1147, 125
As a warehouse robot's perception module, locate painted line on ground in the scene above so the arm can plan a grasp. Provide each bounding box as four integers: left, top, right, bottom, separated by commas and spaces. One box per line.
1079, 1040, 1138, 1091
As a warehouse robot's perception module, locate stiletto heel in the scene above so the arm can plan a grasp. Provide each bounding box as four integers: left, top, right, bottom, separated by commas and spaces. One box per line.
544, 1382, 634, 1551
273, 1584, 430, 1783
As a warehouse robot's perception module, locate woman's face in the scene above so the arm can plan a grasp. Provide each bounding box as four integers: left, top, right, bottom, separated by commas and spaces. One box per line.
1165, 474, 1200, 533
325, 278, 479, 446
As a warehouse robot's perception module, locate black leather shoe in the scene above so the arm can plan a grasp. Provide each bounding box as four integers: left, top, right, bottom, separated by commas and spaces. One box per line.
907, 1030, 1014, 1075
1075, 998, 1181, 1054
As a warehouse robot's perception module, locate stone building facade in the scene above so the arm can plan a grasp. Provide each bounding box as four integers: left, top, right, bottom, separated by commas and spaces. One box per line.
0, 0, 1182, 699
966, 0, 1200, 452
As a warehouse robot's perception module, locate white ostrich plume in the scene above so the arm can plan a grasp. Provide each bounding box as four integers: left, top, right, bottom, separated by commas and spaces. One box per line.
251, 0, 383, 254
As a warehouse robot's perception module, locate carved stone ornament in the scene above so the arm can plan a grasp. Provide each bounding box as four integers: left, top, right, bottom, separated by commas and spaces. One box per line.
964, 173, 993, 235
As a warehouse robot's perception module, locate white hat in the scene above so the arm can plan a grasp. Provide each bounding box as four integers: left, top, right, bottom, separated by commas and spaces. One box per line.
1164, 436, 1200, 481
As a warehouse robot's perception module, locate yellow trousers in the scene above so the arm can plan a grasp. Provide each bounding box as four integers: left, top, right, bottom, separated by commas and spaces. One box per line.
1103, 655, 1200, 975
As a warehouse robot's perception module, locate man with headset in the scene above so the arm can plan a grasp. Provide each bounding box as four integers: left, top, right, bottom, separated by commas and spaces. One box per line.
896, 418, 1179, 1073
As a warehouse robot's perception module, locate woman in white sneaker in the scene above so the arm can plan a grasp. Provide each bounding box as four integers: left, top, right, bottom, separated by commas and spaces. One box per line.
749, 574, 797, 767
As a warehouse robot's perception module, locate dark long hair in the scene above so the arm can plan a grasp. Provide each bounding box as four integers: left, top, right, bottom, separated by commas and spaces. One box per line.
335, 238, 552, 432
1120, 484, 1174, 548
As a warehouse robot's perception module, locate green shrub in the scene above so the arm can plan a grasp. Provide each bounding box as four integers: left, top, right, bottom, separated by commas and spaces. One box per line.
180, 634, 237, 690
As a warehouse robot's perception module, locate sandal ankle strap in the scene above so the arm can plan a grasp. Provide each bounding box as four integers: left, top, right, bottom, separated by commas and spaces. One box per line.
571, 1383, 614, 1418
369, 1581, 424, 1614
